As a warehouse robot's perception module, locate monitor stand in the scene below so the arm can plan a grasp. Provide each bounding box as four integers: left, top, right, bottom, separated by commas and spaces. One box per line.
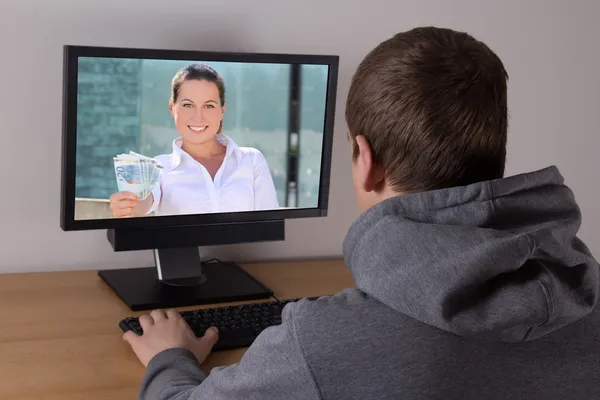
98, 247, 274, 311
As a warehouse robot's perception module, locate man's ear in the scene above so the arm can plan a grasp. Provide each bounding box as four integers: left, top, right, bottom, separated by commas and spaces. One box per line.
355, 135, 386, 192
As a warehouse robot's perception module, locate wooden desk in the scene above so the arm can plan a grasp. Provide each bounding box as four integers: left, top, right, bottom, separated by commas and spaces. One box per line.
0, 259, 354, 400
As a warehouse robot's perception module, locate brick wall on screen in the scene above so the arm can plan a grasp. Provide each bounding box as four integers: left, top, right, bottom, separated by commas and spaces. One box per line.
75, 58, 142, 199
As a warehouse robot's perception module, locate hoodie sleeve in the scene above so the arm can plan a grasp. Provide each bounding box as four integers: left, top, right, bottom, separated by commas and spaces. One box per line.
139, 302, 322, 400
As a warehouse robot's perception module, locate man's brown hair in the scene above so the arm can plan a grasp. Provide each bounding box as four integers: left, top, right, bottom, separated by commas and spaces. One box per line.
346, 26, 509, 192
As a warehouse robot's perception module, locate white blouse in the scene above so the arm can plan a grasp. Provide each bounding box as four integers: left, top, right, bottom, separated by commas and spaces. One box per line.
148, 134, 280, 216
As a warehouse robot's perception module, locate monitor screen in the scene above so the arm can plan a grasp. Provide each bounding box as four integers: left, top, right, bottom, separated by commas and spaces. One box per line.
62, 47, 337, 228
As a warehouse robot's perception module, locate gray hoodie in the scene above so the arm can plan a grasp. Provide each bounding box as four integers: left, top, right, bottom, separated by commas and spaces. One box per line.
139, 166, 600, 400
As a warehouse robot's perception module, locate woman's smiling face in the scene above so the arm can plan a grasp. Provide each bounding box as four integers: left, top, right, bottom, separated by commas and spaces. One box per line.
170, 79, 226, 146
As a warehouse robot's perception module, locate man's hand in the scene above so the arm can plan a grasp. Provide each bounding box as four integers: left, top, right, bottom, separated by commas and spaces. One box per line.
122, 308, 219, 367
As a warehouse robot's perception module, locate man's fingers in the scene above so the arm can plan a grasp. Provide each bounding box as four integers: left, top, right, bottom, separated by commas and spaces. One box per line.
166, 309, 180, 320
151, 309, 166, 321
139, 315, 154, 331
201, 327, 219, 346
122, 330, 139, 344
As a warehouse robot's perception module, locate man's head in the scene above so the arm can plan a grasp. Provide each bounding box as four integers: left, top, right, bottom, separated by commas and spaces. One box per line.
346, 27, 508, 212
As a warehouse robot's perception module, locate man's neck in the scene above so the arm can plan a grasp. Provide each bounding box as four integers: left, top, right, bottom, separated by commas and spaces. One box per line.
361, 186, 403, 213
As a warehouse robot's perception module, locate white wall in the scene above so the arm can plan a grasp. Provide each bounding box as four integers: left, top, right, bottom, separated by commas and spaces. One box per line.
0, 0, 598, 273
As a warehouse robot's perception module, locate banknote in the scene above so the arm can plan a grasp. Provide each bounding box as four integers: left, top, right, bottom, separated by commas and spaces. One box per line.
113, 152, 162, 200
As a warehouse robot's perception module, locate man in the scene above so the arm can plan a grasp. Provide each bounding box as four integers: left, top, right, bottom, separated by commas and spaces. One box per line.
123, 26, 600, 399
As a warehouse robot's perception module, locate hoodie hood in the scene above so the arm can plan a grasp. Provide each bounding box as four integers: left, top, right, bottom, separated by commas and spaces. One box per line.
343, 166, 599, 342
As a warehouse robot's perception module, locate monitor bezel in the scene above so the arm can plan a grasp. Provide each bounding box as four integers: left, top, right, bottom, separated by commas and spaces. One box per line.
60, 44, 339, 231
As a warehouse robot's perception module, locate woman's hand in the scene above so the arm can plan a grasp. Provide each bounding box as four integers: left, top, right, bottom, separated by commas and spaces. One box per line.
109, 192, 140, 218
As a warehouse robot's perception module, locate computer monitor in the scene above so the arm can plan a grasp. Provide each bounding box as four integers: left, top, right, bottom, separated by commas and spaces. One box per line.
60, 45, 338, 311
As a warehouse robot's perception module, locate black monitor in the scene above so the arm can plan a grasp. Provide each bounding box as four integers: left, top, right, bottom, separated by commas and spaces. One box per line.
60, 44, 338, 311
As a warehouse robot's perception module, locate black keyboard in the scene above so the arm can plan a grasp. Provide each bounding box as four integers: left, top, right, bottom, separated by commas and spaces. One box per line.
119, 297, 317, 351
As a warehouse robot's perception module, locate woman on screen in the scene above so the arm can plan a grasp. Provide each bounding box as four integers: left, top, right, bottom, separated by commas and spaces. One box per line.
109, 64, 280, 218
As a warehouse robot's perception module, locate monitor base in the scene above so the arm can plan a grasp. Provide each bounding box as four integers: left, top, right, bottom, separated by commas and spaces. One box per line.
98, 260, 274, 311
